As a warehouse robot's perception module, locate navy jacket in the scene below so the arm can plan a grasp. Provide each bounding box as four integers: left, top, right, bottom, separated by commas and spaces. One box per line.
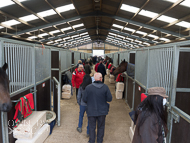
97, 63, 106, 77
83, 81, 112, 117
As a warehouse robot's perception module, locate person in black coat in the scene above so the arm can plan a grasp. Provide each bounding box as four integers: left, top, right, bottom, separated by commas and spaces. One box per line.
97, 61, 106, 83
84, 62, 92, 75
83, 73, 112, 143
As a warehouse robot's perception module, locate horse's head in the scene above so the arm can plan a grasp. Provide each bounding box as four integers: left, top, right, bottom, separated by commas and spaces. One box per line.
0, 63, 12, 112
113, 59, 128, 76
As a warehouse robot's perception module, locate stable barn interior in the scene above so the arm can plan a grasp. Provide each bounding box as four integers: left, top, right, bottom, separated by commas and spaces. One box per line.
0, 0, 190, 143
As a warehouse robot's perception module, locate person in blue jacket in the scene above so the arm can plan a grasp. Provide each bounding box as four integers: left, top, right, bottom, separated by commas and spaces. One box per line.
76, 74, 92, 137
83, 73, 112, 143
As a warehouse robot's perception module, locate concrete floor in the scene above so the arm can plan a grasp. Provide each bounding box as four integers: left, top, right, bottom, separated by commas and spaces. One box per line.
45, 74, 131, 143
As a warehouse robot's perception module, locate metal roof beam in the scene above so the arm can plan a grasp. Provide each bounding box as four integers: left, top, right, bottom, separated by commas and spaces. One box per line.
162, 14, 190, 29
12, 0, 49, 23
4, 12, 96, 37
4, 10, 188, 40
0, 10, 35, 27
54, 37, 87, 46
42, 27, 154, 44
42, 29, 88, 42
131, 0, 150, 20
0, 23, 19, 31
98, 11, 187, 38
105, 28, 155, 43
146, 0, 184, 24
78, 48, 119, 51
104, 41, 129, 49
68, 41, 92, 49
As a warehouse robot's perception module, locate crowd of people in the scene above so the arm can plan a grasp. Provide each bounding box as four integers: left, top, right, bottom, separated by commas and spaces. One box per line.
71, 57, 168, 143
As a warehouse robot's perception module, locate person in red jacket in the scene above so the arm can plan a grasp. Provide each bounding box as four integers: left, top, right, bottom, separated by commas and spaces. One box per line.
72, 64, 86, 99
94, 61, 100, 72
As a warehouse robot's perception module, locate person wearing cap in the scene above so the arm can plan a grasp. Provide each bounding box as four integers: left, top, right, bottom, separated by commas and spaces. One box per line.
132, 87, 168, 143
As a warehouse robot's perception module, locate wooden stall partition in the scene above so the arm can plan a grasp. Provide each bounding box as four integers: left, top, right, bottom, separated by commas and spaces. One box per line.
127, 78, 134, 109
134, 83, 146, 110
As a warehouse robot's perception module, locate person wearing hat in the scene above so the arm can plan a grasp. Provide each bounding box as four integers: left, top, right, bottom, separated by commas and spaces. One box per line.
132, 87, 168, 143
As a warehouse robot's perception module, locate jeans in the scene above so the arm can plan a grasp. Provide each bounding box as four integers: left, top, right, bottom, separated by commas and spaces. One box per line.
78, 105, 89, 134
76, 88, 78, 99
88, 115, 106, 143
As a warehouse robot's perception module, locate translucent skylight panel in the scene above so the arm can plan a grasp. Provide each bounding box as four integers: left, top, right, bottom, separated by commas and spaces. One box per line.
115, 37, 121, 40
143, 42, 150, 46
157, 15, 177, 23
68, 39, 73, 41
38, 33, 48, 37
111, 29, 119, 32
47, 41, 53, 44
0, 0, 26, 8
126, 37, 133, 41
73, 23, 84, 29
50, 30, 60, 34
55, 39, 62, 42
19, 14, 38, 22
124, 27, 135, 32
2, 20, 21, 26
120, 4, 139, 13
136, 31, 147, 35
139, 10, 158, 18
75, 37, 81, 40
82, 35, 89, 38
159, 38, 170, 41
117, 35, 125, 39
135, 40, 142, 43
37, 9, 56, 17
72, 35, 79, 38
164, 0, 190, 8
109, 32, 116, 36
67, 31, 75, 34
108, 35, 114, 38
63, 37, 71, 40
175, 21, 190, 28
180, 0, 190, 7
113, 24, 123, 29
163, 0, 176, 2
68, 18, 80, 23
61, 27, 72, 31
147, 34, 159, 39
28, 36, 37, 39
56, 4, 75, 13
80, 32, 88, 36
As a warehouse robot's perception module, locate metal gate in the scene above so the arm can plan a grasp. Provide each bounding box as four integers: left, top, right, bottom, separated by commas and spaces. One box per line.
114, 41, 190, 143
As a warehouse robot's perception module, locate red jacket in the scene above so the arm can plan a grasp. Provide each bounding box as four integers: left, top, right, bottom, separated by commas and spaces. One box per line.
72, 69, 85, 88
108, 64, 112, 70
95, 63, 100, 72
116, 73, 124, 82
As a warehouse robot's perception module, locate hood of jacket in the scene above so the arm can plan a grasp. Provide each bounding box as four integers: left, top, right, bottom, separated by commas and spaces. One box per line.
92, 81, 104, 88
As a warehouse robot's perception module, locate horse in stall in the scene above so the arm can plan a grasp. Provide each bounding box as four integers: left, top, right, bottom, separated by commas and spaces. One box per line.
113, 59, 135, 78
0, 63, 12, 112
113, 59, 128, 76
